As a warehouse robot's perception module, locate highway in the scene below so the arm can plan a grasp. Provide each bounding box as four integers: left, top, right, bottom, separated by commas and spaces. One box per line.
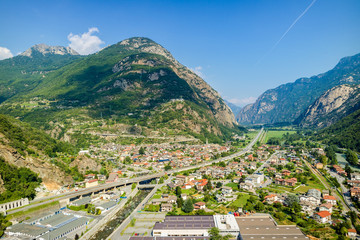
8, 128, 263, 215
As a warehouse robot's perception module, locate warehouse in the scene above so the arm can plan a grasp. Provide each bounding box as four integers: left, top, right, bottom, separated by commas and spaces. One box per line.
236, 214, 308, 240
152, 216, 215, 237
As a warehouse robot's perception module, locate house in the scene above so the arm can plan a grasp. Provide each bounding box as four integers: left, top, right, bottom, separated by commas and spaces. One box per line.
175, 175, 188, 184
264, 194, 278, 204
300, 201, 316, 215
161, 203, 173, 212
323, 195, 337, 205
85, 179, 98, 188
275, 178, 297, 187
194, 202, 206, 210
351, 172, 360, 181
221, 186, 233, 196
181, 194, 188, 200
300, 189, 321, 206
215, 194, 226, 203
282, 170, 291, 176
239, 182, 253, 191
319, 203, 333, 213
347, 229, 357, 239
268, 167, 276, 173
314, 211, 331, 224
295, 168, 304, 174
192, 194, 204, 200
106, 172, 119, 183
196, 179, 208, 191
350, 187, 360, 198
166, 195, 177, 204
315, 162, 323, 169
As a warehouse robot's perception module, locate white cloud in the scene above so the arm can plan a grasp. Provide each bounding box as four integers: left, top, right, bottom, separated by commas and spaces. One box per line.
0, 47, 13, 60
226, 96, 257, 107
67, 27, 104, 55
190, 66, 205, 79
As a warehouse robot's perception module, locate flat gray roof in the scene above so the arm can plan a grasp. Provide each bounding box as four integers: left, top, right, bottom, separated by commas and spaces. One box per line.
236, 216, 308, 240
41, 217, 89, 240
154, 216, 215, 230
6, 223, 49, 237
71, 196, 91, 206
98, 201, 117, 209
39, 213, 75, 228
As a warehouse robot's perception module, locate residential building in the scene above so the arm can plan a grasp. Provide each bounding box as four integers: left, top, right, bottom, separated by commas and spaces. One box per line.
319, 203, 333, 213
85, 179, 98, 188
161, 203, 173, 212
314, 211, 331, 224
323, 195, 337, 205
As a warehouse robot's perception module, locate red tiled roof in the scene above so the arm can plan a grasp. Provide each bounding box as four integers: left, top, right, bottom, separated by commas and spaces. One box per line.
323, 195, 336, 200
316, 211, 331, 218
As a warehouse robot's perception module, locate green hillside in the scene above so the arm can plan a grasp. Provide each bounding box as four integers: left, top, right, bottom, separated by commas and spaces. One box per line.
317, 109, 360, 152
0, 38, 239, 143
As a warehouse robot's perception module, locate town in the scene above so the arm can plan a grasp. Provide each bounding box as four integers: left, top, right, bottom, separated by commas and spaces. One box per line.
1, 129, 360, 240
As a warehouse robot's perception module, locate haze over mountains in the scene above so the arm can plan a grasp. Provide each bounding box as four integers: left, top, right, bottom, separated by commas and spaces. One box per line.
237, 53, 360, 126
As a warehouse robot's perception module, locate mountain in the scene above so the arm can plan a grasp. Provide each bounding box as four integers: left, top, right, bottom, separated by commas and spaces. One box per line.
297, 84, 360, 128
317, 108, 360, 152
237, 53, 360, 125
0, 38, 238, 143
224, 100, 242, 117
0, 114, 77, 191
0, 44, 81, 103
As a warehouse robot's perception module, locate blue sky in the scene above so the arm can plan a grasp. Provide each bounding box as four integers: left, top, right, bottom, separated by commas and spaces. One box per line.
1, 0, 360, 106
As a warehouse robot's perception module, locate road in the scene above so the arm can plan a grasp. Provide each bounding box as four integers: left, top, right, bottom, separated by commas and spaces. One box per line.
106, 178, 172, 240
303, 159, 351, 213
8, 128, 263, 215
165, 127, 264, 175
327, 167, 359, 214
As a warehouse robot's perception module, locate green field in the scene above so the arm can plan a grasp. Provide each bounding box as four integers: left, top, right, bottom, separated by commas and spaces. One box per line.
264, 130, 296, 143
229, 193, 250, 208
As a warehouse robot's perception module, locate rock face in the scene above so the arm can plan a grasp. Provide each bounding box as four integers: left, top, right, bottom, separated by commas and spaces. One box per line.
115, 38, 236, 127
297, 84, 360, 128
0, 37, 237, 141
0, 141, 73, 190
20, 44, 79, 57
237, 53, 360, 124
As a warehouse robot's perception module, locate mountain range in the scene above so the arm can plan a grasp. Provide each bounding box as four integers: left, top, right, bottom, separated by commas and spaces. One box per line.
0, 38, 240, 145
237, 53, 360, 125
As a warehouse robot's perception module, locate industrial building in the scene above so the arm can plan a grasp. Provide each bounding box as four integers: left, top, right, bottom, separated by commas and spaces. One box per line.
5, 211, 90, 240
151, 214, 308, 240
236, 214, 308, 240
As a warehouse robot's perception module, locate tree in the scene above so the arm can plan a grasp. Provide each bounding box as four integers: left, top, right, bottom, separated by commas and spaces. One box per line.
209, 227, 232, 240
320, 155, 327, 166
132, 182, 137, 190
346, 149, 358, 165
182, 199, 194, 213
177, 197, 184, 208
175, 186, 182, 196
124, 156, 133, 164
254, 202, 265, 212
216, 182, 223, 188
75, 234, 79, 240
164, 164, 171, 171
204, 180, 212, 192
345, 164, 352, 179
285, 194, 299, 208
139, 147, 145, 155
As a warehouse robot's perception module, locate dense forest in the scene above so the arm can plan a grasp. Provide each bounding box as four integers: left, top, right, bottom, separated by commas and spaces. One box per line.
318, 109, 360, 152
0, 114, 76, 157
0, 156, 41, 203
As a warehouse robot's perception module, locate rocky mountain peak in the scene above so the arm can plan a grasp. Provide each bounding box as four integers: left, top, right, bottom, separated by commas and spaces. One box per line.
20, 44, 79, 57
118, 37, 177, 64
